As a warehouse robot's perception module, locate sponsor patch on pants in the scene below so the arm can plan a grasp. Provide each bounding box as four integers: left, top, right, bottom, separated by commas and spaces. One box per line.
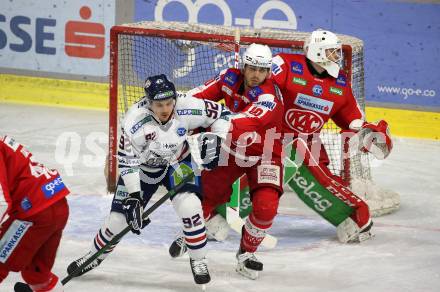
0, 220, 33, 263
257, 165, 280, 186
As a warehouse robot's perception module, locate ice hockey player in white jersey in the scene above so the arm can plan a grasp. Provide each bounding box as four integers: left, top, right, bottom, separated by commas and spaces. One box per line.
66, 74, 230, 287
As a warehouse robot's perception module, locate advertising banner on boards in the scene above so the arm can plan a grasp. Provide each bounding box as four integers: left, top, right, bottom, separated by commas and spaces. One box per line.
0, 0, 115, 77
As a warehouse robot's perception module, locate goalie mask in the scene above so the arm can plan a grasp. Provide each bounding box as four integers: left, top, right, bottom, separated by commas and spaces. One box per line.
304, 30, 342, 78
243, 43, 273, 69
144, 74, 177, 102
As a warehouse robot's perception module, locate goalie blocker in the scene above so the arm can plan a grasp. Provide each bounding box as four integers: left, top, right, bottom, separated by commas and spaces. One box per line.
284, 138, 373, 243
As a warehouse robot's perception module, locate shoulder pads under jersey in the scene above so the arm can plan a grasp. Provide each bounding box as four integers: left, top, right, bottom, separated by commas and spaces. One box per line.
123, 107, 153, 136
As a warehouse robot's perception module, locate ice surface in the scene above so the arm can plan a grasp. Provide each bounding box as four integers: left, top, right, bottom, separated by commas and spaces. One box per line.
1, 103, 439, 291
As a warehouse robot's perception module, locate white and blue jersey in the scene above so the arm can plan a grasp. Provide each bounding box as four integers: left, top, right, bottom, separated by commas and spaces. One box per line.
111, 93, 230, 213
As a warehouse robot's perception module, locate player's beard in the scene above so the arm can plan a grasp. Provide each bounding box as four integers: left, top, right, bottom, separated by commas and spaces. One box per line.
246, 77, 261, 88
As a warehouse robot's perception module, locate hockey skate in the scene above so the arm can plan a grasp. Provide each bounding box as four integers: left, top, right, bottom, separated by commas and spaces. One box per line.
67, 251, 103, 277
349, 221, 374, 243
337, 218, 375, 243
169, 235, 187, 258
14, 282, 32, 292
190, 257, 211, 290
235, 248, 263, 280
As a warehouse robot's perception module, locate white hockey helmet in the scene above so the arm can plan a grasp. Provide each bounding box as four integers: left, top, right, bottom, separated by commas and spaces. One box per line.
243, 43, 272, 69
304, 29, 342, 78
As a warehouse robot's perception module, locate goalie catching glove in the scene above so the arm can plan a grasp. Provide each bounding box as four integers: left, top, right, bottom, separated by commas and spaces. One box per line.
198, 132, 223, 170
122, 192, 151, 235
349, 119, 393, 160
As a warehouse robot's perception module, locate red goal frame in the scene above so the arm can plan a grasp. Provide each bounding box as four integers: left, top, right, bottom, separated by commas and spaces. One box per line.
107, 25, 354, 192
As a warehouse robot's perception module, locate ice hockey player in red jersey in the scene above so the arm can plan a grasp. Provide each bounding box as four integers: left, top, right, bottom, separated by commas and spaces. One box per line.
171, 43, 285, 280
271, 29, 393, 243
0, 136, 70, 292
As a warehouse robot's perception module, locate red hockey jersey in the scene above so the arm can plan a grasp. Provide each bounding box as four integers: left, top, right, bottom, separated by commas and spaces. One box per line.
0, 136, 70, 221
191, 68, 284, 159
271, 53, 364, 136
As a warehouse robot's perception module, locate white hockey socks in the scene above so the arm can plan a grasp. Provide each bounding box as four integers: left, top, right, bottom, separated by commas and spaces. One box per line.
92, 211, 126, 259
172, 192, 208, 260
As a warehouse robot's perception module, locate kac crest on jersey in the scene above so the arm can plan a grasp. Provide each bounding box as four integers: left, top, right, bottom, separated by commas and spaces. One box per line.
285, 108, 325, 134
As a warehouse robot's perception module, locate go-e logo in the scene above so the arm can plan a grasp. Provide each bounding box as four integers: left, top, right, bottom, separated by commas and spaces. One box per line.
154, 0, 297, 29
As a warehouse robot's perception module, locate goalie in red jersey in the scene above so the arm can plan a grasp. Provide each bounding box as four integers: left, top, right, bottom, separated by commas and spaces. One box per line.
170, 43, 284, 280
271, 29, 393, 243
0, 136, 70, 292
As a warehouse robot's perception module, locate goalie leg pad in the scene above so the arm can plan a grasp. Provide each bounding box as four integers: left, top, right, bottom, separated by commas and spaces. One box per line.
172, 192, 207, 260
205, 213, 229, 241
285, 138, 371, 227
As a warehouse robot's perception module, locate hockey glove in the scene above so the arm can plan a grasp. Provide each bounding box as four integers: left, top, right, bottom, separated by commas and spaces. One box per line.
359, 120, 393, 160
199, 133, 222, 170
123, 192, 150, 235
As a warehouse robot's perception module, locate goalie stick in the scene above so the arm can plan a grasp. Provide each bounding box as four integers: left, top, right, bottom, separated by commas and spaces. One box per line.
61, 172, 195, 286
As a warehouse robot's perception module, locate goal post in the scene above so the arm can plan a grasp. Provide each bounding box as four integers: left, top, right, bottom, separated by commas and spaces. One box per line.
107, 21, 399, 217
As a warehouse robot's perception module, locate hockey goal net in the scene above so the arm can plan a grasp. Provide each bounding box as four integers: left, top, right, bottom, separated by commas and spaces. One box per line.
107, 21, 399, 217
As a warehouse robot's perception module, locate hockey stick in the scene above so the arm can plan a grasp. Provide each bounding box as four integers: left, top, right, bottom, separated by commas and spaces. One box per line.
61, 172, 195, 286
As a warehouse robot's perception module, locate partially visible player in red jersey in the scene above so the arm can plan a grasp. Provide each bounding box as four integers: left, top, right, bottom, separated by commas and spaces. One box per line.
172, 43, 284, 279
0, 136, 70, 292
271, 29, 393, 243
